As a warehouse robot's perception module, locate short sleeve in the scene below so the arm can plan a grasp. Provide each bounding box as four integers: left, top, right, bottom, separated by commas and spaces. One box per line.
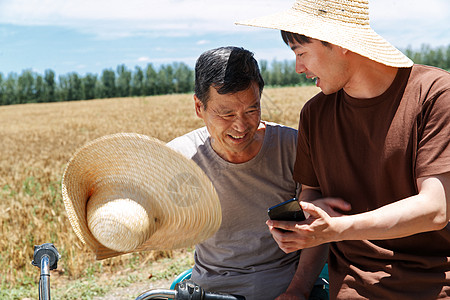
416, 80, 450, 177
293, 102, 320, 187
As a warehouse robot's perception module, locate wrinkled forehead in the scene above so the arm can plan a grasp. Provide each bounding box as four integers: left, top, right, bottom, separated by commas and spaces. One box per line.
207, 83, 261, 111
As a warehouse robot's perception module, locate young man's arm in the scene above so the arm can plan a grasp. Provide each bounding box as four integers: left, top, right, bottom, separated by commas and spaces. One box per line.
268, 172, 450, 251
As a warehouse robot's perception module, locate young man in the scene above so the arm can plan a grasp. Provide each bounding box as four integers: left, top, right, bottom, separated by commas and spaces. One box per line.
237, 0, 450, 299
167, 46, 330, 300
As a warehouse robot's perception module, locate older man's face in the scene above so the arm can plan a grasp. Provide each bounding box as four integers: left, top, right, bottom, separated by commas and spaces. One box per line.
195, 81, 263, 163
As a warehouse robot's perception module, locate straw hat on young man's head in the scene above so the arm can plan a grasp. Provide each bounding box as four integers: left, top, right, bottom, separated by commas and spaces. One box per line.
62, 133, 221, 260
236, 0, 413, 68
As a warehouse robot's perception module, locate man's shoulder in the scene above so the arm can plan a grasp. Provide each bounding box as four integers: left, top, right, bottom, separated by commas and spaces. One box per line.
412, 64, 450, 77
410, 64, 450, 90
299, 90, 333, 118
265, 121, 297, 135
166, 127, 209, 159
264, 122, 298, 149
265, 121, 298, 140
407, 65, 450, 105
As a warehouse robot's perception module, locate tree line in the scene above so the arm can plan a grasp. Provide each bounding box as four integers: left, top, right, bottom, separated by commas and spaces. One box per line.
0, 44, 449, 106
0, 62, 194, 106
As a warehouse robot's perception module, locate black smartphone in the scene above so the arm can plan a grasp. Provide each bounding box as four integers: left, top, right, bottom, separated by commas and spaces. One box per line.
268, 198, 305, 221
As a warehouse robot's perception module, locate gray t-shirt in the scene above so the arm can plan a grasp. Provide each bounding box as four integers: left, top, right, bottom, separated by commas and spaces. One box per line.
167, 122, 300, 300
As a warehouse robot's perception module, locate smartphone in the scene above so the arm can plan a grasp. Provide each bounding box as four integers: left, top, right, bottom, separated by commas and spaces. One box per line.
268, 198, 305, 221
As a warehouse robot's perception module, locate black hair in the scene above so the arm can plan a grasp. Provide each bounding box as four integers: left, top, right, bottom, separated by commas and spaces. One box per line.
281, 31, 330, 47
194, 46, 264, 108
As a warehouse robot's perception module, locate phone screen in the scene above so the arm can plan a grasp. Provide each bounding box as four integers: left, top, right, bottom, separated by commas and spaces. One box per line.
268, 198, 305, 221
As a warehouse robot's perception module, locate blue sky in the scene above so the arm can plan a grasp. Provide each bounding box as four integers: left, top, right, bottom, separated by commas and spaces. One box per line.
0, 0, 449, 77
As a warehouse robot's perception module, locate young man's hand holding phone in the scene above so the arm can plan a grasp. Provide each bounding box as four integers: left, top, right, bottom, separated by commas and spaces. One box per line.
267, 198, 305, 231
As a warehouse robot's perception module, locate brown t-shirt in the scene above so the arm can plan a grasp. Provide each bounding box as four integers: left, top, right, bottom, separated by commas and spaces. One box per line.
294, 65, 450, 299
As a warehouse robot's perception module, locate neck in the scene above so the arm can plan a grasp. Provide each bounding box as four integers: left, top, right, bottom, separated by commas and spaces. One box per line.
344, 54, 399, 99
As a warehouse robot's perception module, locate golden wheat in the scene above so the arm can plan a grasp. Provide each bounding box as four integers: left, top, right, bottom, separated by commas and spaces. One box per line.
0, 86, 320, 289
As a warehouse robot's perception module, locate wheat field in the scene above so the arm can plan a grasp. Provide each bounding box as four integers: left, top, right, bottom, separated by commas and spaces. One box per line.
0, 86, 320, 294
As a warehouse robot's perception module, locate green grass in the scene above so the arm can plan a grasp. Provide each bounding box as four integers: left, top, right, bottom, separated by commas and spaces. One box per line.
2, 249, 195, 300
0, 275, 38, 300
148, 252, 194, 281
54, 279, 107, 300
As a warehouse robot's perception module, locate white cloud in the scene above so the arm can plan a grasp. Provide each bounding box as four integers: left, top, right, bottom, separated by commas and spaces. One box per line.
196, 40, 210, 45
75, 64, 87, 70
369, 0, 450, 48
138, 56, 151, 62
0, 0, 292, 38
0, 0, 447, 46
0, 0, 290, 21
370, 0, 448, 22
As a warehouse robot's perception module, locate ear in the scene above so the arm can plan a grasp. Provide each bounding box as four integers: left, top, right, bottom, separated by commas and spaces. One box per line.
194, 95, 204, 119
338, 45, 348, 55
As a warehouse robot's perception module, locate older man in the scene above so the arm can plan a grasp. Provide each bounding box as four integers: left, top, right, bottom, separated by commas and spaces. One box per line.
168, 46, 330, 300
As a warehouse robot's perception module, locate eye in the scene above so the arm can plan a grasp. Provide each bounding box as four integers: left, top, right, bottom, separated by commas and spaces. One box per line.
246, 108, 259, 115
220, 113, 235, 119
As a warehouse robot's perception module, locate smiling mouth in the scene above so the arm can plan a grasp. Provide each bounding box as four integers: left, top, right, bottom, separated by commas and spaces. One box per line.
229, 133, 246, 140
307, 75, 319, 86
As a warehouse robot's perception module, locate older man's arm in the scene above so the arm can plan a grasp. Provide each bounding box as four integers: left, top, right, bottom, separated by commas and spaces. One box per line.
273, 186, 351, 300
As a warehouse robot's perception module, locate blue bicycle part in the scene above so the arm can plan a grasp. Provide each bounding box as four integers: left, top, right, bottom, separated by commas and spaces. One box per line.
170, 268, 193, 290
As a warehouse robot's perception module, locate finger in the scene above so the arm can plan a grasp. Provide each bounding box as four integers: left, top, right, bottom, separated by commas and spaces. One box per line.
276, 240, 307, 253
266, 219, 296, 231
299, 201, 324, 219
271, 238, 301, 253
323, 198, 352, 211
268, 225, 314, 251
267, 223, 295, 241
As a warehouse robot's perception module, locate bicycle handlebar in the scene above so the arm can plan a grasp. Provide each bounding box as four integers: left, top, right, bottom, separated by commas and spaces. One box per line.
135, 289, 177, 300
30, 243, 245, 300
31, 243, 61, 300
135, 280, 245, 300
201, 293, 245, 300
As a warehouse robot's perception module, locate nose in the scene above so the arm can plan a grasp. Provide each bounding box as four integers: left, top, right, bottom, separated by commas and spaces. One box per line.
232, 115, 249, 132
295, 57, 306, 74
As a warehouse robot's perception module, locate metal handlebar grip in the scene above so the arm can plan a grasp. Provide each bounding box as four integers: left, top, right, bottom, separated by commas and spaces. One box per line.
31, 243, 61, 300
177, 281, 245, 300
31, 243, 61, 270
135, 289, 177, 300
134, 280, 245, 300
203, 292, 246, 300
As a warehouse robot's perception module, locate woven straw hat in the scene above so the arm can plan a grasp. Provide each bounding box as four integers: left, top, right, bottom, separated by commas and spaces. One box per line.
62, 133, 221, 260
236, 0, 413, 68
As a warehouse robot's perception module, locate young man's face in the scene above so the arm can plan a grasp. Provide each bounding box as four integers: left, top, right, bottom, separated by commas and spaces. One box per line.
290, 38, 349, 95
195, 81, 263, 163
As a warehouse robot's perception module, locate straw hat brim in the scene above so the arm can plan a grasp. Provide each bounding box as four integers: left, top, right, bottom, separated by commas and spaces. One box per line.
236, 8, 413, 68
62, 133, 221, 260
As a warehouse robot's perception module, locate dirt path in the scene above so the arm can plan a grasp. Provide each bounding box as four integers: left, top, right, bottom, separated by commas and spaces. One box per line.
93, 276, 173, 300
44, 250, 193, 300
